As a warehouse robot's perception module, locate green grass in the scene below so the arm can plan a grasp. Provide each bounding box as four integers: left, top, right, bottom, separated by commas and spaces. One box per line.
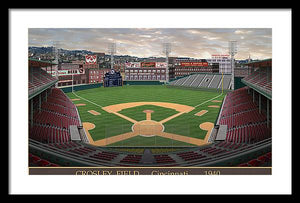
66, 85, 225, 147
119, 105, 179, 122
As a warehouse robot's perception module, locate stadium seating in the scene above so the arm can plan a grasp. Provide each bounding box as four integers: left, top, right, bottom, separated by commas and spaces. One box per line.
120, 154, 142, 164
29, 68, 57, 94
153, 154, 176, 164
29, 88, 80, 143
218, 87, 271, 144
89, 151, 119, 161
242, 68, 272, 93
238, 152, 271, 167
177, 151, 207, 161
169, 73, 232, 90
29, 153, 60, 167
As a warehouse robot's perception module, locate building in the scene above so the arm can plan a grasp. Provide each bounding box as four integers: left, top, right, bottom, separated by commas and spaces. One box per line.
88, 68, 111, 84
113, 62, 126, 73
206, 54, 232, 74
83, 63, 99, 70
170, 59, 219, 79
52, 63, 87, 87
124, 62, 167, 81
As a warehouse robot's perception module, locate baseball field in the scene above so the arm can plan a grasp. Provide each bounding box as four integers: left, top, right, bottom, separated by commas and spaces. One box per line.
66, 85, 226, 147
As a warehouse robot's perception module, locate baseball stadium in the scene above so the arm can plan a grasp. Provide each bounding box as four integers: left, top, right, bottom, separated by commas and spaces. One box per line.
28, 57, 272, 168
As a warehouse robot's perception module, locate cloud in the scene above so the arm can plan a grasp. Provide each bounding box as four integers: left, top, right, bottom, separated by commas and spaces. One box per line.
28, 28, 272, 59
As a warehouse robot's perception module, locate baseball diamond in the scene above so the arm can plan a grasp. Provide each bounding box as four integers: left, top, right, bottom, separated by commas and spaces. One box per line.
66, 85, 225, 147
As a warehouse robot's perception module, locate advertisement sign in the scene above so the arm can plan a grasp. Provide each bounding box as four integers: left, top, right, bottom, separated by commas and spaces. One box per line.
155, 62, 168, 68
180, 62, 208, 67
141, 62, 156, 68
47, 68, 85, 76
85, 55, 97, 64
125, 62, 140, 68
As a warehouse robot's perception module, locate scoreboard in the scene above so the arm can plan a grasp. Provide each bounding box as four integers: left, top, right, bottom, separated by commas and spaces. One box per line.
103, 70, 123, 87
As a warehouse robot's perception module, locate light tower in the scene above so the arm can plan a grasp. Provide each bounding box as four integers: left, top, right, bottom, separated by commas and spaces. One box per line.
52, 41, 60, 88
162, 42, 171, 83
229, 40, 237, 90
108, 42, 116, 70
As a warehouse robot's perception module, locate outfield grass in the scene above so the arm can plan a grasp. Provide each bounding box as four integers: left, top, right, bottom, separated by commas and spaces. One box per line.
66, 85, 225, 147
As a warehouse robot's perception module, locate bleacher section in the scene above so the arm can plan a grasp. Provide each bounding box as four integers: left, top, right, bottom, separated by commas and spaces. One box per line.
169, 73, 232, 90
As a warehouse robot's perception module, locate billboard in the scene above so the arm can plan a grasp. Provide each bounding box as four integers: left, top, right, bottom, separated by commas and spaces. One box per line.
180, 62, 208, 67
85, 55, 97, 64
125, 62, 140, 68
155, 62, 167, 68
47, 68, 85, 76
141, 62, 156, 68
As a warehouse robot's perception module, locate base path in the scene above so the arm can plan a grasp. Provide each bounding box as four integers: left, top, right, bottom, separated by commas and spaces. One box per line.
155, 122, 214, 146
102, 102, 195, 114
83, 102, 214, 146
102, 102, 194, 125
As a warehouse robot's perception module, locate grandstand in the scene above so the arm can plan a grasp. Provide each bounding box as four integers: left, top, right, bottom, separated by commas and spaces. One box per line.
28, 58, 272, 169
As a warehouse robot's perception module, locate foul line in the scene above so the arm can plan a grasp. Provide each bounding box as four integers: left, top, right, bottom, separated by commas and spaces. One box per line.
72, 92, 103, 108
193, 93, 224, 108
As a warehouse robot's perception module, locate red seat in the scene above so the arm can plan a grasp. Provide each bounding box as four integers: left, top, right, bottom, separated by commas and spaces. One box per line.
248, 159, 261, 167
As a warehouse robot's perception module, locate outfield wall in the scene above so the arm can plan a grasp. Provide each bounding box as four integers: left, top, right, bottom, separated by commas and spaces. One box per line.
124, 81, 165, 86
60, 83, 103, 93
60, 81, 166, 93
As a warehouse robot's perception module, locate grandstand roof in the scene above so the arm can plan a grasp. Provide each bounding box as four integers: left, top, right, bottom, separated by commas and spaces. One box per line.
245, 58, 272, 67
29, 58, 57, 67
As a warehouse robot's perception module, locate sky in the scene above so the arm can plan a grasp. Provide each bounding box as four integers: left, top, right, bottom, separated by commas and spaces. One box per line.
28, 28, 272, 60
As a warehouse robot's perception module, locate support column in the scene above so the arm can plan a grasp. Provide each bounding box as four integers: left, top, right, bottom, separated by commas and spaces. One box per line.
39, 94, 41, 113
259, 93, 261, 114
30, 99, 33, 128
45, 90, 47, 102
267, 99, 270, 128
